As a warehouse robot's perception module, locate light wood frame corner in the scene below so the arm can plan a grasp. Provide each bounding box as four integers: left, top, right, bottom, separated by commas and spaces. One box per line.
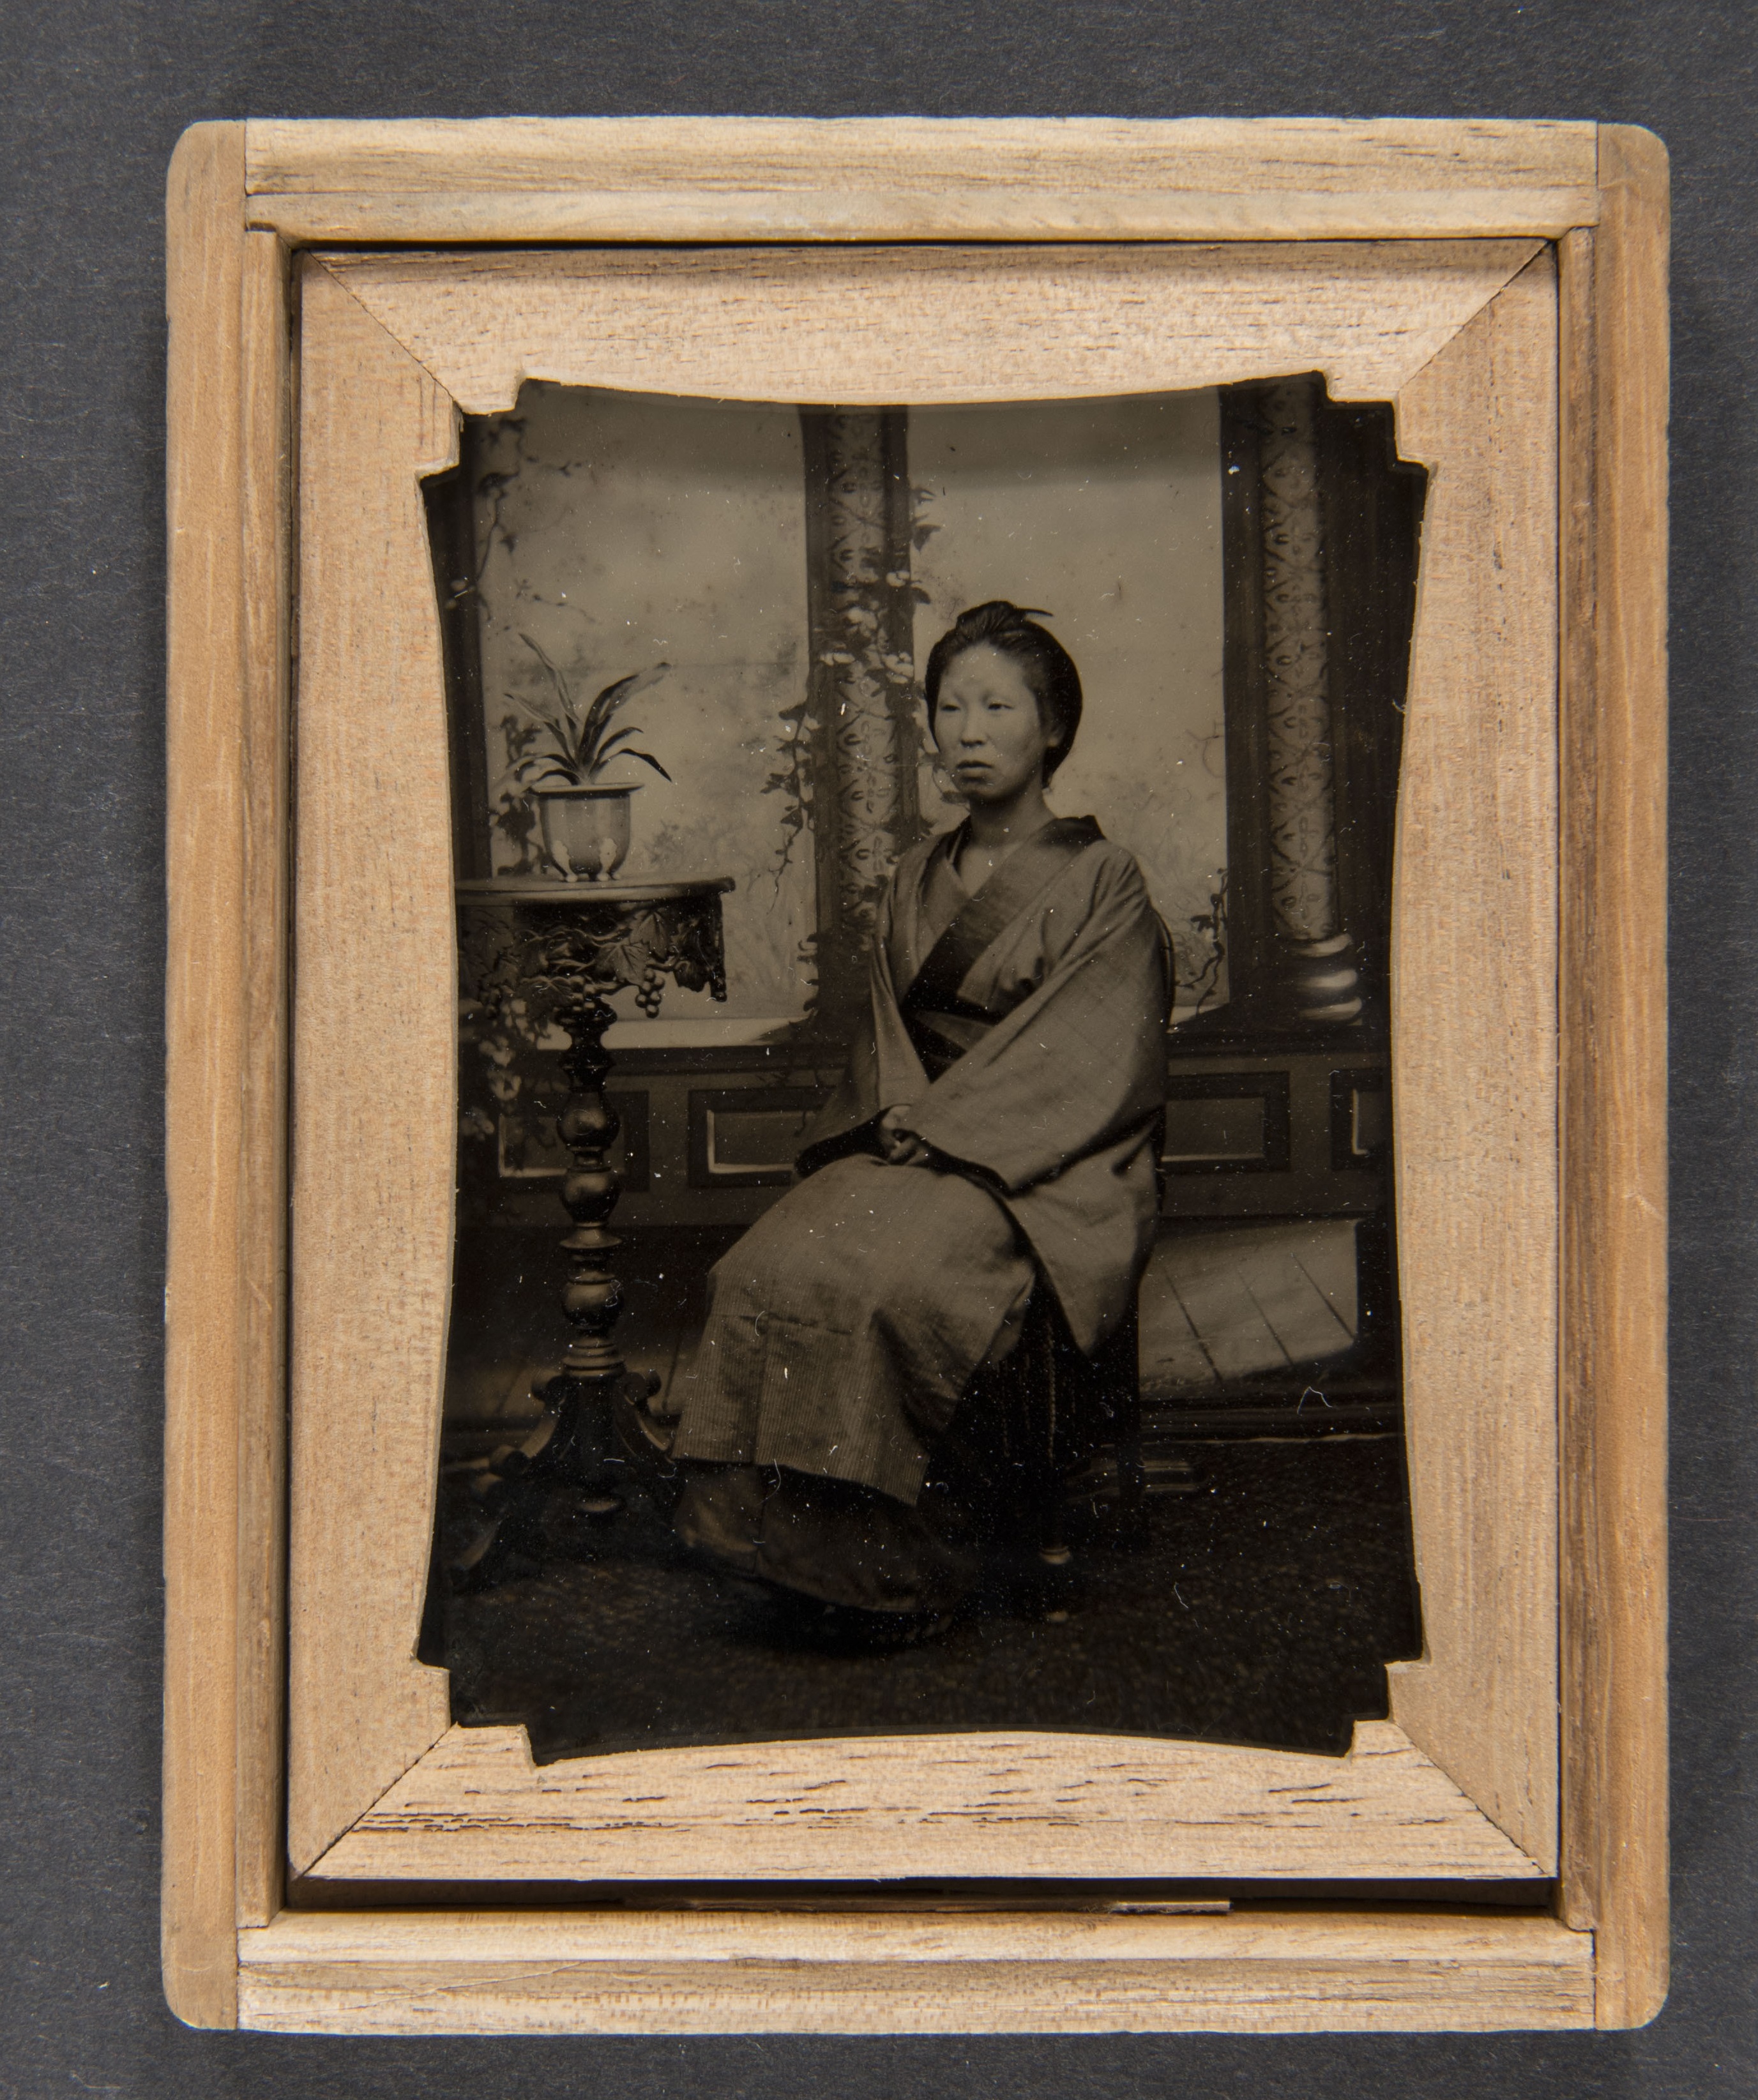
165, 115, 1668, 2036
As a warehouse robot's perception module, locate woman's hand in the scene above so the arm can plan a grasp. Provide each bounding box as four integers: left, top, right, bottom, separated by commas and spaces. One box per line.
877, 1104, 930, 1167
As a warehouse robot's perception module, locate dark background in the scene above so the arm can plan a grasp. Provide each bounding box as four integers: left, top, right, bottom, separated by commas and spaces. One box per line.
1, 3, 1750, 2093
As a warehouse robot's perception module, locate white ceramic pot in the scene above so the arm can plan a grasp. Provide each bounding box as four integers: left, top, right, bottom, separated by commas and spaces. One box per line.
531, 783, 639, 880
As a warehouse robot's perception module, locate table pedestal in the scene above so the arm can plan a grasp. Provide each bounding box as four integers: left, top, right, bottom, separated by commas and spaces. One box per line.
451, 877, 730, 1590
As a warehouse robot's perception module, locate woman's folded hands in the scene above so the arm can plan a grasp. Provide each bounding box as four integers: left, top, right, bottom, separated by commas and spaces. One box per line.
876, 1103, 932, 1167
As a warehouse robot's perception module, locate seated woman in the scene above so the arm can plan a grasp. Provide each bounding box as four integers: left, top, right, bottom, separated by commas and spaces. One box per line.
649, 601, 1169, 1619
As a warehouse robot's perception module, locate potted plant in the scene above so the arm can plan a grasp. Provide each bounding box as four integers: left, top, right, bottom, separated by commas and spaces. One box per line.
504, 635, 672, 880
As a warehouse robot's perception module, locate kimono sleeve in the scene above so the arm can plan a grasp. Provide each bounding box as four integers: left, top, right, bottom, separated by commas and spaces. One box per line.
794, 872, 931, 1177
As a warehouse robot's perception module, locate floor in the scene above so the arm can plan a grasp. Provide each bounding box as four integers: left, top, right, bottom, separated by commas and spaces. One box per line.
432, 1218, 1418, 1764
1139, 1218, 1359, 1394
432, 1434, 1423, 1765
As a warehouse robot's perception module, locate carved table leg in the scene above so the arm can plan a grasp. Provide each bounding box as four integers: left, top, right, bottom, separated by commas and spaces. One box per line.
546, 981, 638, 1408
448, 879, 729, 1592
453, 981, 651, 1590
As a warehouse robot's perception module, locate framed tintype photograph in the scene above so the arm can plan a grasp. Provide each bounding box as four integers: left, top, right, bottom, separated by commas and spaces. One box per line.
163, 116, 1667, 2035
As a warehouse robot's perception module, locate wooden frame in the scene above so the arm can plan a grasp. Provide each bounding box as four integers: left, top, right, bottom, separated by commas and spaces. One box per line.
165, 117, 1667, 2035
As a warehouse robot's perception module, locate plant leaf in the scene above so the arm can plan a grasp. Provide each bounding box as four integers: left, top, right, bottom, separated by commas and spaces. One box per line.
577, 672, 641, 761
502, 677, 584, 780
517, 635, 589, 774
590, 724, 647, 764
506, 747, 580, 788
506, 730, 582, 786
602, 748, 674, 783
502, 690, 568, 739
580, 664, 669, 769
519, 632, 574, 709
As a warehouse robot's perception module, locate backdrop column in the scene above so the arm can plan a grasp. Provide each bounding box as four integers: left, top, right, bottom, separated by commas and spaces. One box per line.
801, 409, 920, 1028
1259, 375, 1363, 1024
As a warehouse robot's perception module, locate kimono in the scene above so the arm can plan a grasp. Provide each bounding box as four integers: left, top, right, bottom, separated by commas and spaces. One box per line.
668, 814, 1169, 1613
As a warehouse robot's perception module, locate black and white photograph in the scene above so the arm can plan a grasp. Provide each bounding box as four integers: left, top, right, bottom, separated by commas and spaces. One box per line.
423, 372, 1430, 1762
10, 0, 1747, 2067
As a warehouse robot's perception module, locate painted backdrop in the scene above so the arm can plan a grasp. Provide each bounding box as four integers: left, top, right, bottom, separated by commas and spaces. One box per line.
471, 383, 1227, 1038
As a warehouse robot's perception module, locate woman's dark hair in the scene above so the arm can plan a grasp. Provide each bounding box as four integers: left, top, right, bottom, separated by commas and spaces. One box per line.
923, 601, 1083, 782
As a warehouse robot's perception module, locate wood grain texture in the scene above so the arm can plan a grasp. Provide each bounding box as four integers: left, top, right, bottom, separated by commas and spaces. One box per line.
1386, 254, 1561, 1871
236, 1906, 1594, 2034
242, 116, 1600, 244
305, 1721, 1542, 1884
321, 240, 1544, 416
234, 225, 293, 1935
287, 261, 457, 1874
163, 111, 1670, 2037
1557, 127, 1671, 2030
163, 117, 247, 2034
287, 235, 1565, 1895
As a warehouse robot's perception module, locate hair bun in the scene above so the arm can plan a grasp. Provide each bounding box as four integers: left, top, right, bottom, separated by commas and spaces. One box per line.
953, 600, 1056, 637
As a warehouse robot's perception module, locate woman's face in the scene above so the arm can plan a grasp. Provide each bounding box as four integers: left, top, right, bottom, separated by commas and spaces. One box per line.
932, 644, 1057, 804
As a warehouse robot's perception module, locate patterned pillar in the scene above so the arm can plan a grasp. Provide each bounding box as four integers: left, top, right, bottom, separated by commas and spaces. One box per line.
1259, 377, 1362, 1024
802, 409, 920, 1024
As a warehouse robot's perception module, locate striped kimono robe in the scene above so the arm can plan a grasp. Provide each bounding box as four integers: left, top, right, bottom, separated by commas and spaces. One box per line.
669, 815, 1169, 1612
